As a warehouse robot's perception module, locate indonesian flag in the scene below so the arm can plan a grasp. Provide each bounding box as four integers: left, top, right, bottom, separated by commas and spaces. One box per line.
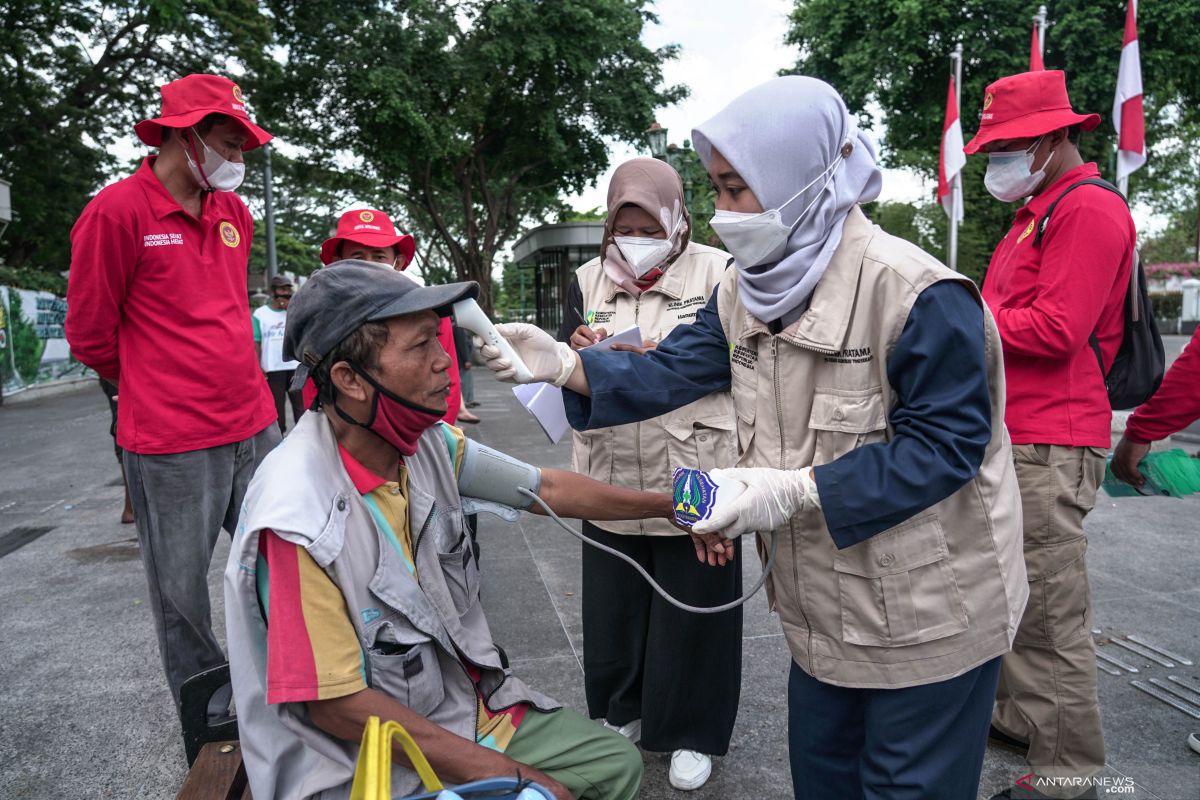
1113, 0, 1146, 182
938, 75, 965, 222
1029, 24, 1045, 70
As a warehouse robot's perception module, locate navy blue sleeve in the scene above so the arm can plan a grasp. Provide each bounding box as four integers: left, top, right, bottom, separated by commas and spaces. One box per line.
563, 287, 732, 430
812, 282, 992, 549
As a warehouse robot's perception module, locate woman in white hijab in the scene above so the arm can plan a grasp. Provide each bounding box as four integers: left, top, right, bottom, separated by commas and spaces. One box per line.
480, 76, 1028, 800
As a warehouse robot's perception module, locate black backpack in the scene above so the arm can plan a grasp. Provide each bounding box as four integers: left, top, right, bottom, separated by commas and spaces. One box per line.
1034, 177, 1165, 410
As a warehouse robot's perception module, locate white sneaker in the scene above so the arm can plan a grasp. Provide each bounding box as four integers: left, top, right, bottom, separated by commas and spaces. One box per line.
668, 749, 712, 791
600, 718, 642, 744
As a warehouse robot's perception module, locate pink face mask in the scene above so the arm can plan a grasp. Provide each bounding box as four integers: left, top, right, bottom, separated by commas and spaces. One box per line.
333, 363, 443, 456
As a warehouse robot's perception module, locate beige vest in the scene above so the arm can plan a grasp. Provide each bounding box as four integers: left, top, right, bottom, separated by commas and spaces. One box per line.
718, 207, 1028, 688
572, 242, 737, 534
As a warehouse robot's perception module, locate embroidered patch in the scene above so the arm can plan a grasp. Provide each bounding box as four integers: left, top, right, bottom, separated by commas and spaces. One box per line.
823, 346, 874, 364
983, 91, 994, 111
1017, 218, 1036, 244
672, 468, 718, 526
359, 210, 375, 223
219, 221, 241, 248
730, 343, 758, 370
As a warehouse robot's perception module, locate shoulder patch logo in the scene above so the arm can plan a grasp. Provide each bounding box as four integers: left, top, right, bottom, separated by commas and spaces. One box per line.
672, 468, 718, 526
1017, 218, 1036, 244
219, 221, 241, 248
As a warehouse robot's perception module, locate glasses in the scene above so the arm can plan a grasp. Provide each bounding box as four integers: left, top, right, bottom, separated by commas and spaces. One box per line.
273, 292, 292, 299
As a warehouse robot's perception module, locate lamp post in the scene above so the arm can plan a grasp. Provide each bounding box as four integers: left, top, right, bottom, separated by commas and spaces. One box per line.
645, 121, 668, 161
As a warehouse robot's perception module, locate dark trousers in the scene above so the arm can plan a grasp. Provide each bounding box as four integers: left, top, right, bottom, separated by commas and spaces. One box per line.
581, 521, 742, 755
788, 656, 1001, 800
266, 369, 304, 433
124, 424, 281, 706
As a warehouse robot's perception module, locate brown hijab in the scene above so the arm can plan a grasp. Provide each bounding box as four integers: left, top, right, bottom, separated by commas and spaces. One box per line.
601, 158, 691, 296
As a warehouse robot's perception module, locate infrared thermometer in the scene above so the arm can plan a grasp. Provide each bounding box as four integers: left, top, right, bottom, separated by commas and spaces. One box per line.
452, 297, 535, 383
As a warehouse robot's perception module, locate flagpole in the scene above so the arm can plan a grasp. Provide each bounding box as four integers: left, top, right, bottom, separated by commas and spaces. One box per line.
948, 43, 963, 272
1036, 5, 1048, 57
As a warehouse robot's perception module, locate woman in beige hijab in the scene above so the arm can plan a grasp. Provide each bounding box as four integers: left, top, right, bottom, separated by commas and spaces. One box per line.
555, 157, 741, 791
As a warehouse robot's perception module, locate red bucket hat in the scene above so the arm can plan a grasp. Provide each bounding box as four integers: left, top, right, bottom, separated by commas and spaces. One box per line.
320, 209, 417, 268
963, 70, 1100, 154
134, 74, 273, 151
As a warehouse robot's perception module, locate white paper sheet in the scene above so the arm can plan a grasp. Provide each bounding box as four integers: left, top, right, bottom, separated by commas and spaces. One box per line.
512, 382, 572, 444
582, 325, 643, 353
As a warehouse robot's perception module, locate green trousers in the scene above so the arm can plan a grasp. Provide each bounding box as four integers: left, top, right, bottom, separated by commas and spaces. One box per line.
505, 708, 643, 800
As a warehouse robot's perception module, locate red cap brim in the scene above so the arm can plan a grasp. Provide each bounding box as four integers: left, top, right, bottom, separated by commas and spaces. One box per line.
134, 112, 273, 151
320, 232, 417, 267
964, 109, 1100, 154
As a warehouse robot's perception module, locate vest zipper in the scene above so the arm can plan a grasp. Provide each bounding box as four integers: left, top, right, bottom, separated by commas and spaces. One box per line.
634, 295, 645, 534
771, 337, 812, 635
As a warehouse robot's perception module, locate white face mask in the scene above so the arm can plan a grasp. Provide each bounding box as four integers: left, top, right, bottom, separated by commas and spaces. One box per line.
984, 136, 1052, 202
184, 127, 246, 192
613, 216, 681, 277
708, 144, 847, 268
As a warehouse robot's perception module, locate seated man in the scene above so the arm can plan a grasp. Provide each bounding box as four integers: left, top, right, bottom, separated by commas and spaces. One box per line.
225, 261, 663, 800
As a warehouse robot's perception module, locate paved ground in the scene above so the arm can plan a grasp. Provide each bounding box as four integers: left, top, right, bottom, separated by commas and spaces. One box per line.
0, 340, 1197, 799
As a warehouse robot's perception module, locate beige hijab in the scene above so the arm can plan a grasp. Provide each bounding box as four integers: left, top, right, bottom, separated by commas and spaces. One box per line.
601, 158, 692, 296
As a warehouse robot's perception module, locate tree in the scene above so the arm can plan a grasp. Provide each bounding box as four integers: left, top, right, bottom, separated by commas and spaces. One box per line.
0, 0, 274, 272
786, 0, 1200, 275
257, 0, 686, 313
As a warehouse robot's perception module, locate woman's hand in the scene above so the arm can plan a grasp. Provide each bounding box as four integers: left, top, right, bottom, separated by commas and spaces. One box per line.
689, 530, 736, 567
569, 325, 608, 350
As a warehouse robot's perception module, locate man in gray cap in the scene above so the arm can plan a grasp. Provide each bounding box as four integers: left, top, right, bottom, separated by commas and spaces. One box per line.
224, 261, 670, 800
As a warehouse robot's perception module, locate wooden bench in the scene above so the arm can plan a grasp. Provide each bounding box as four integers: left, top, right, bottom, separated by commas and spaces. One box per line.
176, 741, 251, 800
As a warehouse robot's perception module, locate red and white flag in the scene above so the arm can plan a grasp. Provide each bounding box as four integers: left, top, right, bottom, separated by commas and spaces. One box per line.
1113, 0, 1146, 183
1029, 23, 1045, 70
938, 75, 965, 223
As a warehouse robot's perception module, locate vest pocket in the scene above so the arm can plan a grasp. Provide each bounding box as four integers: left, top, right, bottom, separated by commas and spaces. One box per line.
809, 387, 888, 466
438, 536, 481, 616
366, 622, 445, 716
832, 515, 968, 648
664, 412, 736, 472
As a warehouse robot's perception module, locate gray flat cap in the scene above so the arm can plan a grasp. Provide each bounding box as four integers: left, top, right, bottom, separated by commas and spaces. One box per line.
284, 259, 478, 389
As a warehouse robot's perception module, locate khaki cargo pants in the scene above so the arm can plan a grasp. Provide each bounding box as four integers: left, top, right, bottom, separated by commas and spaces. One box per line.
994, 444, 1107, 798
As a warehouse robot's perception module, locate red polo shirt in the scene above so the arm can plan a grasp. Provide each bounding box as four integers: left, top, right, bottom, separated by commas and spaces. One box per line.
66, 157, 276, 454
982, 163, 1135, 447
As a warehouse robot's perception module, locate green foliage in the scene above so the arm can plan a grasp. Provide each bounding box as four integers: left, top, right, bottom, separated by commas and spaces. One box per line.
256, 0, 686, 313
0, 291, 45, 384
0, 265, 67, 295
1150, 290, 1182, 321
664, 142, 719, 249
0, 0, 275, 274
861, 195, 996, 284
1140, 205, 1200, 264
491, 261, 536, 323
786, 0, 1200, 264
559, 207, 608, 223
248, 218, 321, 278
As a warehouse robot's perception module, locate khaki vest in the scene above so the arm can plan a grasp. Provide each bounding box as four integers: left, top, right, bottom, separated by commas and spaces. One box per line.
718, 207, 1028, 688
572, 242, 737, 534
225, 412, 558, 800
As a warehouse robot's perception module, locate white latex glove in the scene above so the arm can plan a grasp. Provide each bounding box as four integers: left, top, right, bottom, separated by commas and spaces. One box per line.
476, 322, 577, 386
692, 467, 821, 538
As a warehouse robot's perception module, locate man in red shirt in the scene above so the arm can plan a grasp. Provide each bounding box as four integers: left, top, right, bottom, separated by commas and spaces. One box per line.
65, 74, 281, 715
317, 208, 477, 423
1113, 327, 1200, 482
964, 71, 1135, 800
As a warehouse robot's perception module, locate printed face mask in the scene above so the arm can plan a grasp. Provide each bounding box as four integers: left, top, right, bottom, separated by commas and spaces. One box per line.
333, 363, 444, 456
984, 136, 1051, 202
184, 127, 246, 192
708, 143, 848, 267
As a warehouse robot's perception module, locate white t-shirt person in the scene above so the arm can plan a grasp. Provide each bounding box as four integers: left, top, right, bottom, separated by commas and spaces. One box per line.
252, 305, 300, 373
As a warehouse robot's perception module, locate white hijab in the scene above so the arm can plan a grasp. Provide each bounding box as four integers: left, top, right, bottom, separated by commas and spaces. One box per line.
692, 76, 883, 326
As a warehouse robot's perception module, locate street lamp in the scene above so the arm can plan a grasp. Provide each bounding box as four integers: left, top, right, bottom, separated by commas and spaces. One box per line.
645, 121, 668, 161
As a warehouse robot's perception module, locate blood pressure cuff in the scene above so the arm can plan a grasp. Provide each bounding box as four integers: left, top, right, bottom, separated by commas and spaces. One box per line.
457, 438, 541, 512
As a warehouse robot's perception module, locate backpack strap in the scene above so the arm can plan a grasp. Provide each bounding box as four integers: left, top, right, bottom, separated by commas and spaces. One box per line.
1032, 177, 1132, 379
1032, 177, 1126, 247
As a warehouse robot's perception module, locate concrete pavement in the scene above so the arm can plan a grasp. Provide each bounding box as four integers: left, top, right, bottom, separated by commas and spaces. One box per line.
0, 359, 1197, 799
